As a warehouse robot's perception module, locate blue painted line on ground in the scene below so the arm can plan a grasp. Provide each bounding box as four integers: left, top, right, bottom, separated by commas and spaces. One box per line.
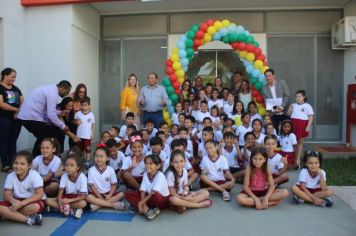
43, 211, 135, 236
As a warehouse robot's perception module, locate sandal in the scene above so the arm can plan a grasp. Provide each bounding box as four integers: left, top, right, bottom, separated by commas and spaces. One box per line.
145, 207, 160, 221
222, 191, 231, 201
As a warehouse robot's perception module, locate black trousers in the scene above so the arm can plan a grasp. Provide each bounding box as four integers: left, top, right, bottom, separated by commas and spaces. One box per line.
272, 113, 289, 135
21, 120, 62, 157
0, 116, 22, 167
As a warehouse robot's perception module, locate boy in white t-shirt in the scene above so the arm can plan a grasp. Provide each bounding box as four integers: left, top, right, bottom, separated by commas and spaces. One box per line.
74, 97, 95, 162
118, 112, 137, 140
106, 139, 125, 179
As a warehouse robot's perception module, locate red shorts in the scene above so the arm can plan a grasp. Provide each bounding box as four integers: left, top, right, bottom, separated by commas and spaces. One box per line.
200, 180, 226, 188
272, 174, 279, 179
125, 191, 169, 210
291, 118, 309, 139
241, 189, 268, 197
280, 151, 296, 166
44, 178, 60, 188
77, 139, 92, 153
297, 185, 322, 194
0, 198, 45, 214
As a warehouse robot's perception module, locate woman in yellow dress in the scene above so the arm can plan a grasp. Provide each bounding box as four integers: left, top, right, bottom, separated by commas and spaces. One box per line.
120, 74, 141, 128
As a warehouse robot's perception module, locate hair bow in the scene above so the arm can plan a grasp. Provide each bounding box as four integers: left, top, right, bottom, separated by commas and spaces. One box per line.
97, 143, 107, 148
130, 135, 142, 143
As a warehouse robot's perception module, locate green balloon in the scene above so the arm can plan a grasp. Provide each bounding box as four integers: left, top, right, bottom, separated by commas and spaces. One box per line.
162, 77, 171, 87
185, 39, 194, 48
255, 82, 263, 90
237, 33, 247, 42
186, 48, 194, 57
186, 31, 195, 40
250, 77, 258, 85
222, 35, 230, 43
253, 41, 259, 47
166, 86, 175, 95
246, 35, 255, 44
170, 94, 178, 103
191, 24, 199, 32
229, 33, 238, 42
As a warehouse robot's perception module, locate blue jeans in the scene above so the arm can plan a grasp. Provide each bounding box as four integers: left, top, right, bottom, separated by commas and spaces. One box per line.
0, 116, 22, 167
142, 110, 163, 129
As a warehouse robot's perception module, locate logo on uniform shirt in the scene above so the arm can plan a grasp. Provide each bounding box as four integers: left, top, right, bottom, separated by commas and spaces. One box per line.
217, 168, 222, 172
285, 141, 289, 145
301, 108, 305, 113
88, 118, 92, 123
105, 177, 110, 182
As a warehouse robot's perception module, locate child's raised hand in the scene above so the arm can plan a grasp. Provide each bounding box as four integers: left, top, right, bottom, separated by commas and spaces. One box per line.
138, 201, 145, 214
254, 198, 262, 210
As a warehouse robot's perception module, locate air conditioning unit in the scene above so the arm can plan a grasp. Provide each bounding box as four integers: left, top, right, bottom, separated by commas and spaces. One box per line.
331, 16, 356, 50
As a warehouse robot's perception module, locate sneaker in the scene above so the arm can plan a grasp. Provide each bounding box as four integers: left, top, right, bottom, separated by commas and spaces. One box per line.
293, 194, 304, 205
112, 201, 125, 211
128, 204, 137, 213
71, 208, 83, 219
26, 214, 43, 226
90, 204, 100, 212
323, 197, 333, 207
62, 204, 71, 217
46, 206, 59, 213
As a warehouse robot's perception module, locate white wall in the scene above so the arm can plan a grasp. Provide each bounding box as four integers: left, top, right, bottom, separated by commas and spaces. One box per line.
344, 0, 356, 146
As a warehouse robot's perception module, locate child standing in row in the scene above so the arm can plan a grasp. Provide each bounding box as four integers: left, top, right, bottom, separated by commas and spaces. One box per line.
279, 120, 297, 168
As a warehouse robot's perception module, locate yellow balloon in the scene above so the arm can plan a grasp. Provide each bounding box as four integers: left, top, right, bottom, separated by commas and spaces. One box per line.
207, 26, 216, 36
256, 102, 262, 109
163, 111, 169, 120
172, 47, 179, 54
213, 21, 223, 30
166, 119, 172, 126
246, 53, 255, 62
259, 107, 267, 116
178, 77, 184, 84
239, 50, 247, 59
176, 69, 184, 77
222, 19, 230, 27
261, 66, 270, 73
203, 33, 212, 42
229, 23, 236, 27
170, 53, 179, 62
172, 61, 181, 70
254, 60, 264, 69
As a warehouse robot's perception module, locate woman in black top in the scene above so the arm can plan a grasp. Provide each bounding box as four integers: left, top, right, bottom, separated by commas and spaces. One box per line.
0, 68, 24, 172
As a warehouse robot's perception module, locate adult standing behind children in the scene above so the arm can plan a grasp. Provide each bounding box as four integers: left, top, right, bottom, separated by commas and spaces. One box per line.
120, 74, 141, 128
261, 69, 290, 132
139, 73, 168, 129
0, 68, 24, 172
18, 80, 80, 156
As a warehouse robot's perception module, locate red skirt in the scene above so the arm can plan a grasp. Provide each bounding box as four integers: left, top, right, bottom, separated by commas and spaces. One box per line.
291, 118, 309, 139
0, 198, 45, 214
125, 191, 169, 209
280, 151, 296, 166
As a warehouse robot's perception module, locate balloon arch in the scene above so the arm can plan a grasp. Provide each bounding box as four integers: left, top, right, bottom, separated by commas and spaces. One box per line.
162, 19, 268, 126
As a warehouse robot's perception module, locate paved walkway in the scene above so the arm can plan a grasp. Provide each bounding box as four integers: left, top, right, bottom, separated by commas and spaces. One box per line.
0, 170, 355, 236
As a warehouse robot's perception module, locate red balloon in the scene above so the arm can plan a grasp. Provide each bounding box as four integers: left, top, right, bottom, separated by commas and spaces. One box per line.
175, 88, 181, 94
231, 42, 239, 50
256, 54, 266, 61
169, 74, 177, 82
252, 90, 259, 97
200, 23, 208, 32
256, 95, 264, 103
263, 61, 268, 66
172, 81, 180, 89
165, 60, 173, 67
194, 39, 202, 47
195, 30, 204, 39
246, 44, 255, 52
206, 19, 214, 26
166, 67, 174, 75
237, 42, 246, 51
254, 48, 262, 56
193, 46, 198, 51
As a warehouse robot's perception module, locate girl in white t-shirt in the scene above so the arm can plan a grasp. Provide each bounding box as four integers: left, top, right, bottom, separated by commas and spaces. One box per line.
279, 120, 297, 168
0, 151, 45, 226
248, 101, 262, 126
199, 140, 235, 201
46, 154, 88, 218
291, 151, 333, 207
32, 138, 62, 197
172, 102, 183, 125
252, 119, 266, 145
167, 150, 211, 213
229, 100, 244, 127
86, 146, 125, 212
288, 90, 314, 166
125, 154, 169, 221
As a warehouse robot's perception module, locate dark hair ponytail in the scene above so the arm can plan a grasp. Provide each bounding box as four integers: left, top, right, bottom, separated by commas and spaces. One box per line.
296, 90, 307, 102
167, 150, 185, 191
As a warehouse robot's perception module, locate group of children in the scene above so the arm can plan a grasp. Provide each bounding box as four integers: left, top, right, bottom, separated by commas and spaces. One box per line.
0, 87, 333, 227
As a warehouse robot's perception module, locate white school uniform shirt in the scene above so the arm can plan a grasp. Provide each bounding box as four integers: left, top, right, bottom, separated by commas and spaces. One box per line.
32, 155, 62, 177
146, 150, 169, 162
140, 171, 170, 197
280, 133, 297, 152
149, 128, 158, 139
221, 145, 239, 168
254, 132, 266, 145
200, 155, 229, 181
121, 156, 145, 177
196, 111, 211, 125
109, 151, 125, 171
223, 102, 234, 115
4, 170, 45, 199
166, 169, 188, 195
290, 103, 314, 120
208, 99, 223, 110
88, 165, 117, 194
249, 113, 262, 126
268, 153, 284, 175
59, 172, 88, 195
172, 112, 180, 125
166, 136, 173, 147
297, 168, 326, 189
119, 124, 138, 139
235, 125, 252, 146
214, 129, 223, 143
162, 156, 193, 173
191, 109, 200, 128
185, 139, 193, 159
75, 111, 95, 139
198, 142, 208, 157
